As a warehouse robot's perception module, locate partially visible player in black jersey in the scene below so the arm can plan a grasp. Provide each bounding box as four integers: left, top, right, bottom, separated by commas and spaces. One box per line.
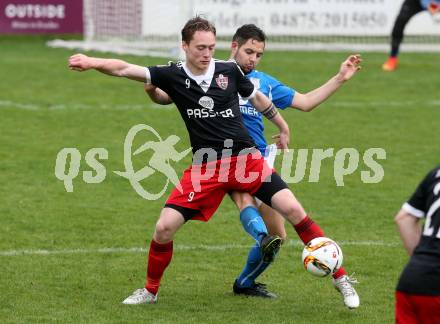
394, 166, 440, 323
69, 16, 345, 306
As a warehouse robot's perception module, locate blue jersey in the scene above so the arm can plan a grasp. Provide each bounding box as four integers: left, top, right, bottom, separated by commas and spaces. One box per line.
240, 70, 295, 153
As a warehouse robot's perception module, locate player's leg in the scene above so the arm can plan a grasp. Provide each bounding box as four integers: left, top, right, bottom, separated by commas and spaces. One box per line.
390, 0, 423, 56
232, 201, 286, 298
231, 191, 282, 259
230, 191, 281, 298
123, 161, 228, 305
259, 202, 287, 241
254, 173, 360, 308
122, 207, 186, 305
252, 143, 285, 259
383, 0, 423, 71
231, 191, 270, 244
395, 291, 419, 324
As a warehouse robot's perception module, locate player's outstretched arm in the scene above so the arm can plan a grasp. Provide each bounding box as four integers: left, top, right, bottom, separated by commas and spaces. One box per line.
144, 84, 173, 105
250, 91, 290, 149
394, 209, 421, 256
68, 53, 147, 82
292, 54, 362, 112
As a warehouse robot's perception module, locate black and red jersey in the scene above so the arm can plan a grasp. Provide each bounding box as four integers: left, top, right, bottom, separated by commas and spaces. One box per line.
147, 59, 257, 158
397, 166, 440, 295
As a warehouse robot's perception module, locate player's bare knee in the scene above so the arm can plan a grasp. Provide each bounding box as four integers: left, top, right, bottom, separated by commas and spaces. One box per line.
154, 221, 175, 242
281, 203, 306, 224
241, 195, 256, 210
231, 191, 256, 211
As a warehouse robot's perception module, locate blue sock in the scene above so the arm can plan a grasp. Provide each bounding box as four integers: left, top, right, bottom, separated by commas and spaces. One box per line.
239, 206, 268, 244
236, 243, 271, 288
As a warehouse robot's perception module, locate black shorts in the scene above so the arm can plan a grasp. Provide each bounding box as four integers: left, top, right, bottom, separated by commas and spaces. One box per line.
253, 171, 289, 207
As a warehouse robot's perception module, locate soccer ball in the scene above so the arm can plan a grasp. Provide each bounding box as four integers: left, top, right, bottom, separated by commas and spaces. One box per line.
301, 237, 343, 277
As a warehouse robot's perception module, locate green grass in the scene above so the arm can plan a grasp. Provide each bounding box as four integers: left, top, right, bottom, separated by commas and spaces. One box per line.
1, 36, 439, 323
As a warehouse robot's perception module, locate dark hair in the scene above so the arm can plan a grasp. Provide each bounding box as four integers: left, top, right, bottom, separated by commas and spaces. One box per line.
181, 16, 216, 43
232, 24, 266, 47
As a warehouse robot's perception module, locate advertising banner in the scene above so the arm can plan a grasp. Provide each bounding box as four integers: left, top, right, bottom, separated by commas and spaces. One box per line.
193, 0, 440, 36
0, 0, 83, 34
142, 0, 440, 37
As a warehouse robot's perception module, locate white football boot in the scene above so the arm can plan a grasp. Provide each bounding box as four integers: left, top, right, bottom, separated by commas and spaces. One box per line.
122, 288, 157, 305
333, 275, 360, 309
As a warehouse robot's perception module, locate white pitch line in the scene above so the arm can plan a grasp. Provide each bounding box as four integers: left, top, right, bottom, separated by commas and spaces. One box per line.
0, 240, 400, 257
1, 99, 440, 112
0, 100, 173, 111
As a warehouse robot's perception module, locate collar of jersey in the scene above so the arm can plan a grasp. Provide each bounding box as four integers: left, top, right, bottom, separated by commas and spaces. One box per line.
247, 69, 259, 77
182, 59, 215, 88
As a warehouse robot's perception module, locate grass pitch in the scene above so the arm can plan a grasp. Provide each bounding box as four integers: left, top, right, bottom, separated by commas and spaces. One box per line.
1, 36, 439, 323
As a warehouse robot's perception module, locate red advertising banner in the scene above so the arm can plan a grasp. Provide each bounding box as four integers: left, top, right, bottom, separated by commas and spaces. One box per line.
0, 0, 83, 34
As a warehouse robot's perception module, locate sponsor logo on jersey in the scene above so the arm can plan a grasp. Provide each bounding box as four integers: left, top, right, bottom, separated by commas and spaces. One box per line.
240, 105, 259, 117
215, 74, 228, 90
198, 96, 214, 110
187, 107, 234, 119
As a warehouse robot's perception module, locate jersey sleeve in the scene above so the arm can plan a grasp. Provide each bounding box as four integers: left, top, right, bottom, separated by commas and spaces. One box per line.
402, 168, 439, 217
147, 65, 170, 90
233, 63, 257, 100
264, 73, 295, 109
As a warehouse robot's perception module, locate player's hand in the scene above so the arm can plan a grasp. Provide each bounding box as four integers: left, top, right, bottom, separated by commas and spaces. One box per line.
68, 53, 94, 72
272, 132, 289, 150
337, 54, 362, 82
428, 1, 440, 15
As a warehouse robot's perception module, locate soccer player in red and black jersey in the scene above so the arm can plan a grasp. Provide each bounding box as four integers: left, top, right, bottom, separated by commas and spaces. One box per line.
69, 16, 346, 306
394, 166, 440, 323
146, 25, 361, 308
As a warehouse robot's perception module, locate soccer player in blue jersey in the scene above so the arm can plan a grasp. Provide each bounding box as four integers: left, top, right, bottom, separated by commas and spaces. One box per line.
144, 24, 362, 308
228, 24, 361, 308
